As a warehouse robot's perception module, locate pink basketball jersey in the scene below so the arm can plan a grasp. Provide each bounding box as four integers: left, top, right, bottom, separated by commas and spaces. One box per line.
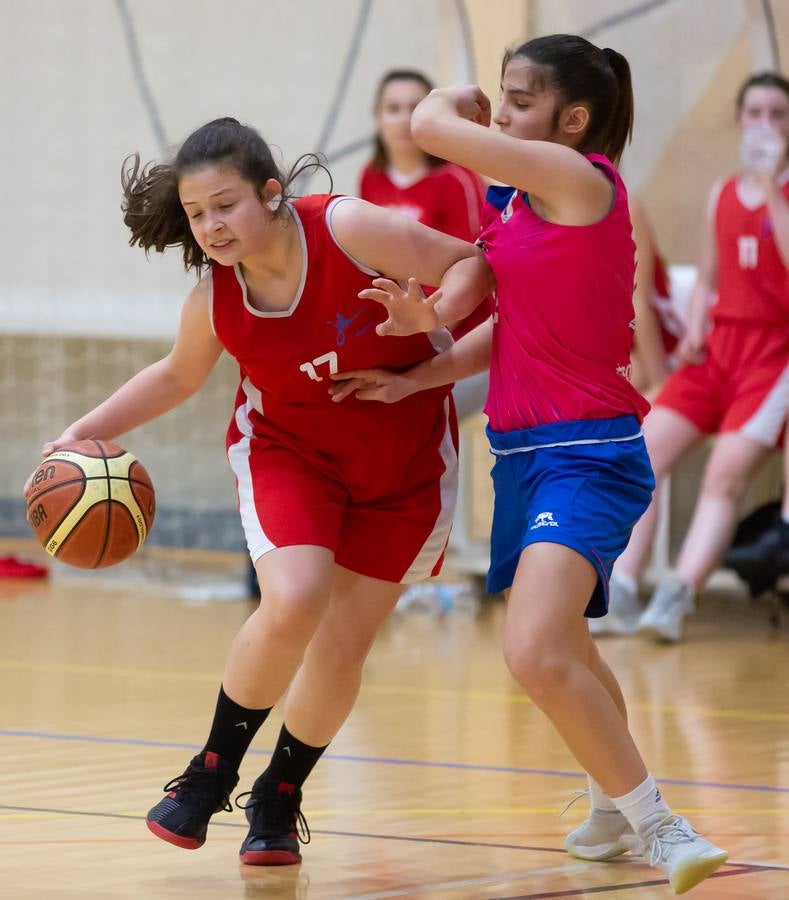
713, 176, 789, 324
478, 154, 650, 432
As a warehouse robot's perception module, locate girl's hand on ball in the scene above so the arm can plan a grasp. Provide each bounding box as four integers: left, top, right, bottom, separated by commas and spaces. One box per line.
40, 431, 81, 457
24, 431, 81, 496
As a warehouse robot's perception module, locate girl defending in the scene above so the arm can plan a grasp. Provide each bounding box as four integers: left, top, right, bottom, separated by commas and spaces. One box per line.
332, 35, 728, 894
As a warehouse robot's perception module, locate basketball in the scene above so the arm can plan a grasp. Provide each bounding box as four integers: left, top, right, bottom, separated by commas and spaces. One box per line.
25, 440, 156, 568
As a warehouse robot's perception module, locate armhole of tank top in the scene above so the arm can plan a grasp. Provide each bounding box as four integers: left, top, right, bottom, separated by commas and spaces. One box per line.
200, 268, 216, 337
589, 160, 618, 219
324, 196, 381, 277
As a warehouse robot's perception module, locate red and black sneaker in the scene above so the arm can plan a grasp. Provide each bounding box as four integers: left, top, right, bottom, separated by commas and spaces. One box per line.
237, 778, 310, 866
146, 751, 239, 850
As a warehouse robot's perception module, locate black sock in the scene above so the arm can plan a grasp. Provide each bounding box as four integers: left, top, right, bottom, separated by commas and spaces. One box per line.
263, 725, 328, 788
203, 685, 271, 772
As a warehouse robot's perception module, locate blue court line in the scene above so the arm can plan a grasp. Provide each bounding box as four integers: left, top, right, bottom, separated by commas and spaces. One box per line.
2, 728, 787, 795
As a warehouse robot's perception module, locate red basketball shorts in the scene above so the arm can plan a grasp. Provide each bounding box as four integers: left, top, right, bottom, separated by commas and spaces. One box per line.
226, 396, 459, 584
654, 320, 788, 447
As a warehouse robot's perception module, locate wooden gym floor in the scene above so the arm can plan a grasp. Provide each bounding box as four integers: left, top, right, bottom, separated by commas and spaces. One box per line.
0, 541, 787, 899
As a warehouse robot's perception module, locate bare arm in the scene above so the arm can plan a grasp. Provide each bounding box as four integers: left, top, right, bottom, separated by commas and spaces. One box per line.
678, 181, 721, 365
411, 86, 613, 225
629, 197, 670, 392
765, 178, 789, 267
330, 197, 494, 331
44, 279, 223, 450
330, 318, 493, 404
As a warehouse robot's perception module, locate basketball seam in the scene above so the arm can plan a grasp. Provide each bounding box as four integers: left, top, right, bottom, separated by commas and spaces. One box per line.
27, 475, 87, 508
40, 480, 88, 547
95, 442, 113, 568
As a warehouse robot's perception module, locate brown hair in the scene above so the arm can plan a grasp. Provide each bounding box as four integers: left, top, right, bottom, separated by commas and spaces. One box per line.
502, 34, 634, 165
369, 69, 443, 171
735, 71, 789, 112
121, 117, 331, 272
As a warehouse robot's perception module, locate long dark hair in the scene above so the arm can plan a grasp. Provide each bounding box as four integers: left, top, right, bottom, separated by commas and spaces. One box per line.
503, 34, 634, 165
735, 71, 789, 112
121, 117, 331, 272
370, 69, 443, 171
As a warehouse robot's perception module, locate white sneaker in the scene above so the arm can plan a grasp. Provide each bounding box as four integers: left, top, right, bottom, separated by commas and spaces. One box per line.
565, 808, 641, 861
641, 814, 728, 894
638, 577, 695, 643
590, 573, 642, 636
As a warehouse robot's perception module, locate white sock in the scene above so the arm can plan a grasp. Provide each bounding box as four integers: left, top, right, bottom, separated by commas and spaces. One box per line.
613, 571, 637, 595
588, 775, 618, 812
612, 774, 671, 836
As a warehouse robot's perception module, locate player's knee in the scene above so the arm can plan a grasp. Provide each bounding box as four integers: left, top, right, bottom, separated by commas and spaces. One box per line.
503, 639, 572, 702
260, 581, 329, 640
311, 632, 373, 677
700, 464, 750, 500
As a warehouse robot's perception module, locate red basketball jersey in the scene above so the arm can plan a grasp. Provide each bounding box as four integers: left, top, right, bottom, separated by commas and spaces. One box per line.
209, 194, 452, 451
359, 162, 485, 241
714, 176, 789, 324
359, 163, 491, 338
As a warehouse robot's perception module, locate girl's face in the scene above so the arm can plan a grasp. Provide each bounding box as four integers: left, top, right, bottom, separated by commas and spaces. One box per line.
179, 165, 275, 264
738, 86, 789, 140
493, 58, 563, 142
376, 78, 430, 153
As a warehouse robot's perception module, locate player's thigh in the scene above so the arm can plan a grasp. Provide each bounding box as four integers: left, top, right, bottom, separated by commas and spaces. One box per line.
642, 404, 703, 475
699, 432, 773, 497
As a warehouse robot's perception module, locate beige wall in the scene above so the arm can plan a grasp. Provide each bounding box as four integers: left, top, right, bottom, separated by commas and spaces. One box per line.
514, 0, 789, 263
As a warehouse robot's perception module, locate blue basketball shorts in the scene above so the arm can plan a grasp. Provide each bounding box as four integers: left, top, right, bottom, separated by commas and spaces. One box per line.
486, 415, 655, 617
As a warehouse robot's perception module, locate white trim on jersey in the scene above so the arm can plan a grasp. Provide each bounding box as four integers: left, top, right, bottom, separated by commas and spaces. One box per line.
231, 202, 308, 319
227, 400, 277, 563
401, 397, 459, 584
241, 376, 264, 415
202, 269, 217, 336
324, 196, 381, 276
741, 364, 789, 448
490, 430, 644, 457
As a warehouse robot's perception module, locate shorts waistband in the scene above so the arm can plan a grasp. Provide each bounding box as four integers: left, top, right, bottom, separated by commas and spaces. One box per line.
486, 415, 643, 456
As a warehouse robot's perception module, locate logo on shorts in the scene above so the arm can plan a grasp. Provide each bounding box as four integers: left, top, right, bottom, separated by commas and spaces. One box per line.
530, 511, 558, 530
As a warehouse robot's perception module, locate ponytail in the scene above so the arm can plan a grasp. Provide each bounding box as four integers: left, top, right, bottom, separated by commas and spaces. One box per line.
505, 35, 634, 165
601, 48, 634, 165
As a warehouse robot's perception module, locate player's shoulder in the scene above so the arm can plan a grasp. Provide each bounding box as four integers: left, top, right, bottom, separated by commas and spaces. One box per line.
182, 270, 215, 313
428, 161, 483, 189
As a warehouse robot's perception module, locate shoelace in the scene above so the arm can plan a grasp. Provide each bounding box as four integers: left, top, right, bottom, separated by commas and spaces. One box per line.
235, 790, 311, 845
162, 770, 233, 813
559, 788, 589, 818
647, 814, 698, 866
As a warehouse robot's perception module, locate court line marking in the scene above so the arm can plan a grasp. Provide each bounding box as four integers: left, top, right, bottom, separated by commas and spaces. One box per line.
2, 659, 788, 723
2, 728, 788, 795
1, 802, 786, 899
492, 865, 767, 899
3, 804, 787, 868
344, 864, 592, 900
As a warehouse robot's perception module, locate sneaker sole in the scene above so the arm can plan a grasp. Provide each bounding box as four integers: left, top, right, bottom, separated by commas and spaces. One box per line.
239, 848, 302, 866
638, 622, 682, 644
671, 850, 729, 894
146, 818, 204, 850
564, 837, 633, 861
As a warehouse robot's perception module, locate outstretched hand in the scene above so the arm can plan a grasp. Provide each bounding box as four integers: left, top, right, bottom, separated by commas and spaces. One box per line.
359, 277, 441, 337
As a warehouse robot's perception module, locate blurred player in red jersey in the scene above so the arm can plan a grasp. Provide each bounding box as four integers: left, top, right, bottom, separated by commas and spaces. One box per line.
610, 72, 789, 642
